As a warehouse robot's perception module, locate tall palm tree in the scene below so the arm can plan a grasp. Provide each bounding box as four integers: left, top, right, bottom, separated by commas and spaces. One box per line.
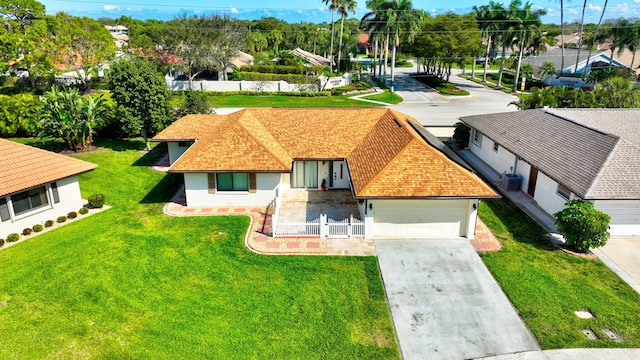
558, 0, 565, 76
336, 0, 357, 72
387, 0, 422, 92
473, 1, 505, 83
511, 1, 546, 93
322, 0, 338, 71
496, 0, 521, 87
361, 0, 392, 81
583, 0, 608, 77
573, 0, 588, 73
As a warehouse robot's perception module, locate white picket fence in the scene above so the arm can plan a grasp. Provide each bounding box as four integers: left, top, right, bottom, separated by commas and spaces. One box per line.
273, 214, 364, 238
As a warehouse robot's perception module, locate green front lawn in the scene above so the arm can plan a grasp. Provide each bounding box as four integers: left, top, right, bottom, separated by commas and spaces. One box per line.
356, 90, 403, 104
172, 94, 384, 108
479, 199, 640, 349
0, 139, 398, 359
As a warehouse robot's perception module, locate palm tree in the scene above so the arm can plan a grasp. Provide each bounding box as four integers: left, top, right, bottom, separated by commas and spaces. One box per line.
572, 0, 588, 73
361, 0, 392, 81
496, 0, 521, 88
336, 0, 357, 72
511, 1, 546, 93
473, 2, 505, 83
322, 0, 338, 71
583, 0, 608, 77
387, 0, 422, 92
558, 0, 565, 76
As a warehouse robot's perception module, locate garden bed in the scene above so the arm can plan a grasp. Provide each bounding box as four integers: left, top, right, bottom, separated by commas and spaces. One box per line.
410, 74, 470, 96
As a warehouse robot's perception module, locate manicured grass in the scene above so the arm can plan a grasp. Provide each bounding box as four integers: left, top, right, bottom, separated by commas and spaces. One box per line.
173, 94, 383, 108
356, 90, 403, 104
479, 198, 640, 349
0, 138, 398, 359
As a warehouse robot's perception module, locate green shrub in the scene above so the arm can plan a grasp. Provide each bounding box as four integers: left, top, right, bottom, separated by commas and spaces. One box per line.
7, 233, 19, 242
0, 239, 4, 247
57, 216, 67, 223
235, 72, 317, 84
88, 194, 106, 208
79, 207, 89, 215
22, 228, 32, 236
67, 211, 78, 219
452, 122, 471, 148
33, 224, 44, 232
554, 200, 611, 253
44, 220, 54, 228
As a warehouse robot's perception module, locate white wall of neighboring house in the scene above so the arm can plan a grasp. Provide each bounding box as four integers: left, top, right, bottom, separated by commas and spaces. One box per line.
0, 176, 85, 239
183, 173, 281, 207
594, 200, 640, 236
166, 79, 320, 92
167, 142, 192, 165
532, 172, 573, 217
470, 133, 518, 176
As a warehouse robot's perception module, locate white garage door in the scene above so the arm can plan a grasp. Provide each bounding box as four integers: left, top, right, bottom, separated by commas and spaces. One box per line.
373, 200, 469, 238
595, 200, 640, 236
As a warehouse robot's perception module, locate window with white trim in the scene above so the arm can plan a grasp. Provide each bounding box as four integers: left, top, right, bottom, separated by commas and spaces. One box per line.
472, 129, 482, 146
557, 184, 571, 200
11, 186, 49, 215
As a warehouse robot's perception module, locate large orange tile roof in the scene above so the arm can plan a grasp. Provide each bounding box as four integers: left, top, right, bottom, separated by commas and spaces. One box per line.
0, 139, 97, 197
153, 108, 497, 198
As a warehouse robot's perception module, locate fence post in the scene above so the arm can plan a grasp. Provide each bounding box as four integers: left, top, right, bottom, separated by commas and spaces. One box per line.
348, 214, 353, 237
320, 214, 327, 238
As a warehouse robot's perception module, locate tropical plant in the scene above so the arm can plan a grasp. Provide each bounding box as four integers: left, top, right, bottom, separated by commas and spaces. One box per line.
336, 0, 357, 72
510, 1, 546, 93
539, 61, 556, 79
583, 0, 609, 77
554, 199, 611, 253
39, 87, 107, 150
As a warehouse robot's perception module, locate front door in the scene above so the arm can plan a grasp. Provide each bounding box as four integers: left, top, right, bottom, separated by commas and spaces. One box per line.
527, 167, 538, 197
331, 161, 350, 189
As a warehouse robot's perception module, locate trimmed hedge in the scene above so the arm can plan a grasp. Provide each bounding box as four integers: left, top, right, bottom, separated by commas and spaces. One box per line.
7, 233, 19, 242
57, 216, 67, 223
67, 211, 78, 219
44, 220, 54, 228
22, 228, 32, 236
33, 224, 44, 232
0, 239, 4, 247
172, 90, 330, 97
79, 207, 89, 215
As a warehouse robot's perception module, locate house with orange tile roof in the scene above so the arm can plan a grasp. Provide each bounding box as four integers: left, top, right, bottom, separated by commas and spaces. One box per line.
0, 139, 97, 239
153, 108, 498, 239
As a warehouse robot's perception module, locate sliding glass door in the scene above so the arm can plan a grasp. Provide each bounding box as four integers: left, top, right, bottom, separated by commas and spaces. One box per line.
291, 161, 318, 189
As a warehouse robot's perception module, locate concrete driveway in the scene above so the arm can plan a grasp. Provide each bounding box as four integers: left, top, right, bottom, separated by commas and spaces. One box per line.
389, 66, 519, 127
375, 238, 539, 360
592, 237, 640, 294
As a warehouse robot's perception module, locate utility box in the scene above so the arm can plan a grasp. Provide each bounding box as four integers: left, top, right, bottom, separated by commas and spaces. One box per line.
502, 174, 522, 192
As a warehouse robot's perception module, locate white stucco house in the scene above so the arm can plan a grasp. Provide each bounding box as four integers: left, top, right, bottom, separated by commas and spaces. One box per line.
153, 108, 498, 239
0, 139, 97, 239
460, 108, 640, 237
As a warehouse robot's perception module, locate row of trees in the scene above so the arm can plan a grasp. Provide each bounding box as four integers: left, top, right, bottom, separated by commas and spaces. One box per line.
1, 56, 184, 151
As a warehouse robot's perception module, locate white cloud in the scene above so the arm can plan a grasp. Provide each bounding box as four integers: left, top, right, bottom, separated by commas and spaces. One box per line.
125, 7, 142, 12
297, 9, 302, 14
588, 3, 602, 12
230, 7, 238, 14
103, 4, 120, 12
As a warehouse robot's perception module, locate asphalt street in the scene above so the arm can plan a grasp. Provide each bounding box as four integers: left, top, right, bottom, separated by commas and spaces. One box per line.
388, 66, 519, 127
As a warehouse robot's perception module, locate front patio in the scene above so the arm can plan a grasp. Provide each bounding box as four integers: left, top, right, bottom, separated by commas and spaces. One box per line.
273, 189, 365, 238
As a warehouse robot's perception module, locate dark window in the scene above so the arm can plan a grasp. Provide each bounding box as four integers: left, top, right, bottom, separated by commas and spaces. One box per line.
493, 142, 499, 152
0, 198, 10, 222
216, 173, 249, 191
51, 182, 60, 203
11, 186, 49, 215
557, 184, 571, 200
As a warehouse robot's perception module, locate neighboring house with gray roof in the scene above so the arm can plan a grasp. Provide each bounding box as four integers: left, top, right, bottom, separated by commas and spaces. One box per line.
460, 108, 640, 236
522, 48, 629, 77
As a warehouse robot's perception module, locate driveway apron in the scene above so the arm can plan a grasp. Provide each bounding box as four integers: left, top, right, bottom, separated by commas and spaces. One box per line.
375, 238, 539, 360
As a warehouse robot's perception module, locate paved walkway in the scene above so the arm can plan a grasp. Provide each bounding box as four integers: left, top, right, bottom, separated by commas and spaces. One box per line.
376, 238, 540, 360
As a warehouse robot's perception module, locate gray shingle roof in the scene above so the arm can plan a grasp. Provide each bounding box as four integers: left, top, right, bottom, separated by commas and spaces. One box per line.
460, 108, 640, 199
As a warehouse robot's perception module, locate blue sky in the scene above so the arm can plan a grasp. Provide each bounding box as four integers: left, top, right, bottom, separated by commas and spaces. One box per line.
40, 0, 639, 24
